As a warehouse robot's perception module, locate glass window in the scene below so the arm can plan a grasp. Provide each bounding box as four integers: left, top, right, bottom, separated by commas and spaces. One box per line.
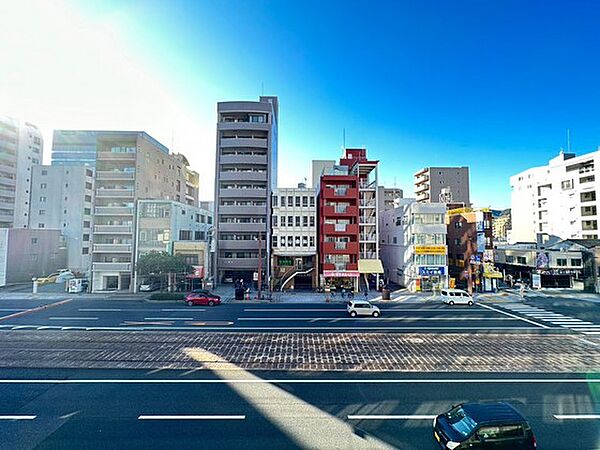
272, 236, 278, 247
295, 216, 301, 227
447, 406, 478, 437
287, 196, 293, 206
310, 216, 315, 227
302, 196, 308, 207
287, 216, 293, 227
310, 196, 315, 207
295, 196, 301, 207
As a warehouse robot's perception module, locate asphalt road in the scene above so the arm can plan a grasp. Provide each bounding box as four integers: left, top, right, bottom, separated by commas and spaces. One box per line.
0, 296, 571, 333
0, 368, 598, 450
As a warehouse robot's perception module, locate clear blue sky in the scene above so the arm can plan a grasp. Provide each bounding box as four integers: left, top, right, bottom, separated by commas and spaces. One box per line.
78, 0, 600, 207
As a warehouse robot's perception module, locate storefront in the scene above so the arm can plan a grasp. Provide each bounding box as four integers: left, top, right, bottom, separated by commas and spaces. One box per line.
322, 270, 360, 292
416, 266, 447, 291
413, 245, 448, 292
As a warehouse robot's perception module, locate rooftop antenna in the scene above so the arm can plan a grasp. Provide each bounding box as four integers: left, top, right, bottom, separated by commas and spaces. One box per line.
171, 130, 175, 152
567, 128, 571, 153
343, 128, 346, 149
393, 176, 397, 188
261, 82, 264, 96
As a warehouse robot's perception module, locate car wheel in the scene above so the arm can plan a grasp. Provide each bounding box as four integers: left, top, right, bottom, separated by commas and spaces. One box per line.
187, 300, 194, 307
350, 311, 357, 317
449, 300, 454, 306
372, 311, 380, 317
468, 300, 473, 306
208, 300, 215, 307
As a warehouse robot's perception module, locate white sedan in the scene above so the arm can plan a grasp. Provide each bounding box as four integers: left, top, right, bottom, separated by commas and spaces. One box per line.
347, 300, 381, 317
441, 289, 475, 306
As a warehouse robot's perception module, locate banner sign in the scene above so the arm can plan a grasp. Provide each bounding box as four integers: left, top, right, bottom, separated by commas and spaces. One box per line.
418, 266, 446, 276
323, 270, 360, 278
414, 245, 447, 255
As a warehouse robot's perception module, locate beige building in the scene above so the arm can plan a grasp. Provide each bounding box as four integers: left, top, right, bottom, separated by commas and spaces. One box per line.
91, 131, 199, 291
492, 209, 511, 242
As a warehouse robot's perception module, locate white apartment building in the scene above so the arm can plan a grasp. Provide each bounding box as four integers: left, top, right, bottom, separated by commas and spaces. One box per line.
510, 150, 600, 244
271, 184, 317, 290
0, 117, 43, 228
28, 165, 95, 273
379, 199, 448, 292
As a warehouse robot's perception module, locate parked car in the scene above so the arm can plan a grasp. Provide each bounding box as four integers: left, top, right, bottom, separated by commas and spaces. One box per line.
347, 300, 380, 317
186, 292, 221, 307
139, 280, 162, 292
441, 289, 475, 306
36, 272, 61, 285
433, 401, 536, 449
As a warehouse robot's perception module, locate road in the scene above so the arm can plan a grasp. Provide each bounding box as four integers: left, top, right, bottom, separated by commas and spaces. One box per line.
0, 368, 598, 449
0, 295, 582, 333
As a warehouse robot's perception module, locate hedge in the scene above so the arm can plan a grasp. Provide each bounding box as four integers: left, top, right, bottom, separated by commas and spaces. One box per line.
147, 292, 186, 301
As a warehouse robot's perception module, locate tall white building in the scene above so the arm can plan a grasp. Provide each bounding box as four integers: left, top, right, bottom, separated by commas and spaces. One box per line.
379, 199, 448, 292
510, 150, 600, 243
0, 117, 43, 228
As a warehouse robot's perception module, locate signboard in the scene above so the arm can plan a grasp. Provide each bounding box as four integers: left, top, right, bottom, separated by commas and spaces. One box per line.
447, 207, 473, 216
476, 232, 486, 252
483, 249, 494, 263
476, 221, 485, 232
469, 254, 481, 264
253, 272, 258, 281
532, 273, 541, 289
418, 266, 446, 276
414, 245, 447, 255
323, 270, 360, 278
536, 252, 549, 269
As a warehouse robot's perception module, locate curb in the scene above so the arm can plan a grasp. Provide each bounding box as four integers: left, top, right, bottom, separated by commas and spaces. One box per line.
0, 298, 72, 322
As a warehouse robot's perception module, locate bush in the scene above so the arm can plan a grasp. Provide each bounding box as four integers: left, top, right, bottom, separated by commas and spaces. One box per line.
147, 292, 185, 301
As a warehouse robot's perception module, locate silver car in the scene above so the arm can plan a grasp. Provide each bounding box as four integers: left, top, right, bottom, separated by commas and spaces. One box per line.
347, 300, 381, 317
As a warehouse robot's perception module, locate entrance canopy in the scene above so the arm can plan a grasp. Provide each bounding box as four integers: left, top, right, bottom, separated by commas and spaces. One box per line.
358, 259, 384, 274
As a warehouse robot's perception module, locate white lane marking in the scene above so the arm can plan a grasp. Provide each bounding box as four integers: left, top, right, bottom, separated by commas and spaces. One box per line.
477, 303, 549, 328
528, 314, 567, 318
138, 415, 245, 420
236, 317, 517, 321
548, 320, 587, 324
554, 414, 600, 420
0, 378, 598, 384
162, 309, 205, 312
566, 324, 600, 328
0, 415, 36, 420
348, 415, 436, 420
581, 331, 600, 335
78, 309, 122, 312
0, 325, 543, 331
144, 317, 194, 321
0, 309, 26, 312
48, 317, 98, 321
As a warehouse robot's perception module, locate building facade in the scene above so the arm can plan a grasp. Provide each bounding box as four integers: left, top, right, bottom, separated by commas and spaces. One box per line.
377, 186, 403, 212
134, 200, 213, 289
510, 150, 600, 244
51, 130, 98, 167
0, 117, 43, 228
492, 209, 511, 242
271, 184, 318, 290
414, 166, 470, 205
0, 229, 67, 286
318, 148, 382, 292
28, 165, 95, 273
446, 207, 497, 292
91, 131, 198, 291
213, 96, 278, 285
379, 199, 448, 292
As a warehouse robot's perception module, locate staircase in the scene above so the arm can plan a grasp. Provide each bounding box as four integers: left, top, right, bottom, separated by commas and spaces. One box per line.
280, 267, 315, 291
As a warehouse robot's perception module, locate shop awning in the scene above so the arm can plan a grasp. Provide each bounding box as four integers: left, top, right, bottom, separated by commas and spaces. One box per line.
358, 259, 384, 274
187, 266, 205, 279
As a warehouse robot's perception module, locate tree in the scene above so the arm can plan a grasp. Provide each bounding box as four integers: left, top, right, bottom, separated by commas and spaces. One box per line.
136, 251, 193, 291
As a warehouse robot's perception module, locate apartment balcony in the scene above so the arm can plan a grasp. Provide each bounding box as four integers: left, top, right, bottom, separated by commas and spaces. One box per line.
95, 206, 134, 216
97, 152, 136, 161
416, 191, 430, 202
0, 200, 14, 211
322, 205, 358, 216
322, 223, 359, 235
322, 241, 359, 254
219, 137, 268, 148
96, 188, 134, 198
0, 178, 16, 187
359, 215, 377, 224
220, 154, 267, 165
92, 262, 131, 272
415, 183, 429, 194
359, 199, 376, 208
93, 244, 132, 253
218, 205, 267, 216
218, 240, 267, 251
358, 181, 377, 190
0, 188, 15, 198
218, 257, 260, 270
321, 187, 358, 199
360, 234, 377, 242
0, 213, 13, 224
217, 122, 270, 131
218, 188, 267, 199
219, 171, 267, 182
321, 263, 358, 271
218, 222, 266, 233
96, 171, 135, 181
415, 174, 430, 184
94, 225, 132, 234
360, 252, 378, 259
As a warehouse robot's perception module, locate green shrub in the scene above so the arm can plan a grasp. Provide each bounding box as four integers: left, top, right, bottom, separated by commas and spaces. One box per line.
147, 292, 185, 301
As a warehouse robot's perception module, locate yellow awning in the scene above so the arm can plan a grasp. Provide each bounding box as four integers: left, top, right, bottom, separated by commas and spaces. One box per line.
358, 259, 384, 274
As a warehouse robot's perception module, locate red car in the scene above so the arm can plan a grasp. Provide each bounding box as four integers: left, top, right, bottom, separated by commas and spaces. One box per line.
185, 292, 221, 307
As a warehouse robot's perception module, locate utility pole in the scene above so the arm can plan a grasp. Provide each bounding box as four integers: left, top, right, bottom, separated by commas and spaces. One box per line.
257, 232, 263, 299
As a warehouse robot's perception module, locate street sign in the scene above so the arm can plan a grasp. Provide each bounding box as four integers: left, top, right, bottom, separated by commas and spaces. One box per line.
253, 272, 258, 281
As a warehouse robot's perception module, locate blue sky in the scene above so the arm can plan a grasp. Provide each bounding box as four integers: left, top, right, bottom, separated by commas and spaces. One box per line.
5, 1, 600, 207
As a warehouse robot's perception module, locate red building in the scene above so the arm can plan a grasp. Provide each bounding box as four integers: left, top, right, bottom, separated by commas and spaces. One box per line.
318, 148, 381, 292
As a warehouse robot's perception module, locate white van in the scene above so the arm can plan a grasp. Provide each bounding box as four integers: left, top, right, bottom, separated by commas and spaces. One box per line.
347, 300, 381, 317
441, 289, 474, 306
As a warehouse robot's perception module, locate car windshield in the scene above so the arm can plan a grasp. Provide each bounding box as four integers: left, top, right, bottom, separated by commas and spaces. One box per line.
447, 407, 479, 436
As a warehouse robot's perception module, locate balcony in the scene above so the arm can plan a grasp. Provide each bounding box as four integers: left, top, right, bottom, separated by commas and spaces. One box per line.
322, 241, 359, 254
218, 240, 267, 251
0, 188, 15, 198
92, 262, 131, 272
93, 244, 132, 253
359, 199, 376, 208
416, 191, 430, 202
95, 206, 134, 215
360, 234, 377, 242
94, 225, 132, 234
220, 154, 267, 165
96, 171, 135, 180
0, 213, 13, 224
359, 181, 376, 190
218, 122, 270, 131
321, 263, 358, 271
218, 205, 267, 216
322, 205, 358, 216
415, 183, 429, 194
360, 252, 378, 259
218, 222, 266, 233
97, 152, 136, 161
219, 188, 267, 199
321, 187, 358, 199
218, 257, 260, 270
322, 223, 359, 235
219, 137, 268, 148
415, 174, 430, 184
96, 188, 134, 198
219, 171, 267, 182
359, 215, 377, 224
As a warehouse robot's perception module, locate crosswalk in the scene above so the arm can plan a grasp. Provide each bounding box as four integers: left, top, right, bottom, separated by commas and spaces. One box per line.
499, 302, 600, 335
